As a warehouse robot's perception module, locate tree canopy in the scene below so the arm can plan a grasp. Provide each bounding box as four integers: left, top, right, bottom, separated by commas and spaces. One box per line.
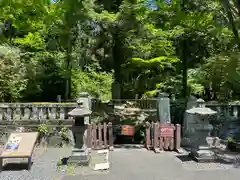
0, 0, 240, 102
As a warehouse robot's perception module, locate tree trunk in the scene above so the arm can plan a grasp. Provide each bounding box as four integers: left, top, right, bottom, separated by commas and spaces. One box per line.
222, 0, 240, 49
112, 31, 122, 99
65, 37, 72, 100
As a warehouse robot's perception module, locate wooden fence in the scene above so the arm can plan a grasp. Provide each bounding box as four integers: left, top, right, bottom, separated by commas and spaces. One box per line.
87, 122, 114, 150
145, 122, 181, 153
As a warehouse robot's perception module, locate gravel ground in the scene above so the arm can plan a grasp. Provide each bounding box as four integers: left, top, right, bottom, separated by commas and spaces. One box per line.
0, 147, 240, 180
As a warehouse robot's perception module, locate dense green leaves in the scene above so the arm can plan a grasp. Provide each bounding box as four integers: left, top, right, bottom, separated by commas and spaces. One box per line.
1, 0, 240, 102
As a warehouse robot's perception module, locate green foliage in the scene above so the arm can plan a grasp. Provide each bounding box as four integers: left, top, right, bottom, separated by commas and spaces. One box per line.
0, 45, 27, 102
38, 124, 51, 137
1, 0, 240, 103
59, 126, 68, 140
14, 32, 46, 50
227, 137, 234, 143
71, 69, 113, 101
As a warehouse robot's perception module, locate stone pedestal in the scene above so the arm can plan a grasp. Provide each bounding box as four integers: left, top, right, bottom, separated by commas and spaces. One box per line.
188, 119, 215, 162
69, 148, 90, 165
68, 123, 90, 166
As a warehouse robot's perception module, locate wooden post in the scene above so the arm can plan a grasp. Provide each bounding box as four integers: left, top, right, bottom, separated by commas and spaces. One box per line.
98, 123, 103, 148
108, 122, 114, 151
159, 137, 164, 151
175, 124, 181, 153
169, 137, 174, 150
151, 122, 154, 147
87, 124, 92, 149
0, 157, 2, 172
145, 122, 151, 150
153, 123, 160, 153
103, 123, 107, 148
163, 137, 169, 150
92, 123, 97, 149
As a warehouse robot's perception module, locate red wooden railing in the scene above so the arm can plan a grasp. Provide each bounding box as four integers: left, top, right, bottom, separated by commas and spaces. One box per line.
145, 122, 181, 153
87, 122, 114, 150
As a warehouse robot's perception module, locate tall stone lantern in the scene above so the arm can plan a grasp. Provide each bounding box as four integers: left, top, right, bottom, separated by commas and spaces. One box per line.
67, 93, 92, 165
186, 98, 217, 162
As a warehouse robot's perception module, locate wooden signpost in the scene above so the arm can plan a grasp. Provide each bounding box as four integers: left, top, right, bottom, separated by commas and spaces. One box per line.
0, 132, 38, 171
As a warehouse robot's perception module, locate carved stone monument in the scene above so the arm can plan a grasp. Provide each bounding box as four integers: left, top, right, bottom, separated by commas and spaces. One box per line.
181, 95, 198, 147
157, 92, 171, 124
186, 98, 217, 162
67, 93, 92, 165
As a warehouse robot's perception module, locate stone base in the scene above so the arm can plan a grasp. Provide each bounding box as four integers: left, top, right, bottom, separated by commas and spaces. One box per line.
181, 137, 193, 147
68, 148, 90, 166
189, 149, 215, 163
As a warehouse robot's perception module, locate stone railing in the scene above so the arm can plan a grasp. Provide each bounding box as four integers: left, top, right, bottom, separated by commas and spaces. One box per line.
0, 101, 239, 121
205, 102, 240, 140
206, 102, 240, 120
0, 103, 77, 122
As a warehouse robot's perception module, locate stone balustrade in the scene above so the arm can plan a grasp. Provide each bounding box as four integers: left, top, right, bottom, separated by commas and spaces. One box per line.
0, 103, 77, 121
206, 102, 240, 120
204, 103, 240, 140
0, 101, 239, 122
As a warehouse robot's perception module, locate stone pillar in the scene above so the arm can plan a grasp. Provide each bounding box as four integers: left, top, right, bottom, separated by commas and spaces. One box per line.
57, 95, 61, 103
157, 93, 171, 124
182, 96, 197, 133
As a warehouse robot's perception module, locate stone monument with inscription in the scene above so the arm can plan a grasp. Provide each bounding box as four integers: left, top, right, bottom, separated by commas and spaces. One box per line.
186, 98, 217, 162
157, 92, 171, 124
67, 92, 92, 165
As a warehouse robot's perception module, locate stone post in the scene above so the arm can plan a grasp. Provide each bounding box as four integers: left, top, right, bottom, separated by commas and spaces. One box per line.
157, 92, 171, 124
182, 95, 197, 136
57, 95, 61, 103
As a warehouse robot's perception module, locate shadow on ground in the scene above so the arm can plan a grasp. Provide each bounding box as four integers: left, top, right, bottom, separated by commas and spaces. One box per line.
176, 155, 193, 162
176, 153, 240, 168
2, 162, 33, 171
113, 144, 145, 149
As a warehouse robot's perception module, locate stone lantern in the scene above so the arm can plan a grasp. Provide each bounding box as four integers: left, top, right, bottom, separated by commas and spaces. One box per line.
186, 98, 217, 162
67, 93, 92, 165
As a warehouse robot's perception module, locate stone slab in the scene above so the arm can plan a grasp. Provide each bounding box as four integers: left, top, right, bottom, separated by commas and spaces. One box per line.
94, 162, 109, 170
91, 150, 109, 171
68, 148, 90, 166
191, 155, 216, 163
189, 151, 215, 163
